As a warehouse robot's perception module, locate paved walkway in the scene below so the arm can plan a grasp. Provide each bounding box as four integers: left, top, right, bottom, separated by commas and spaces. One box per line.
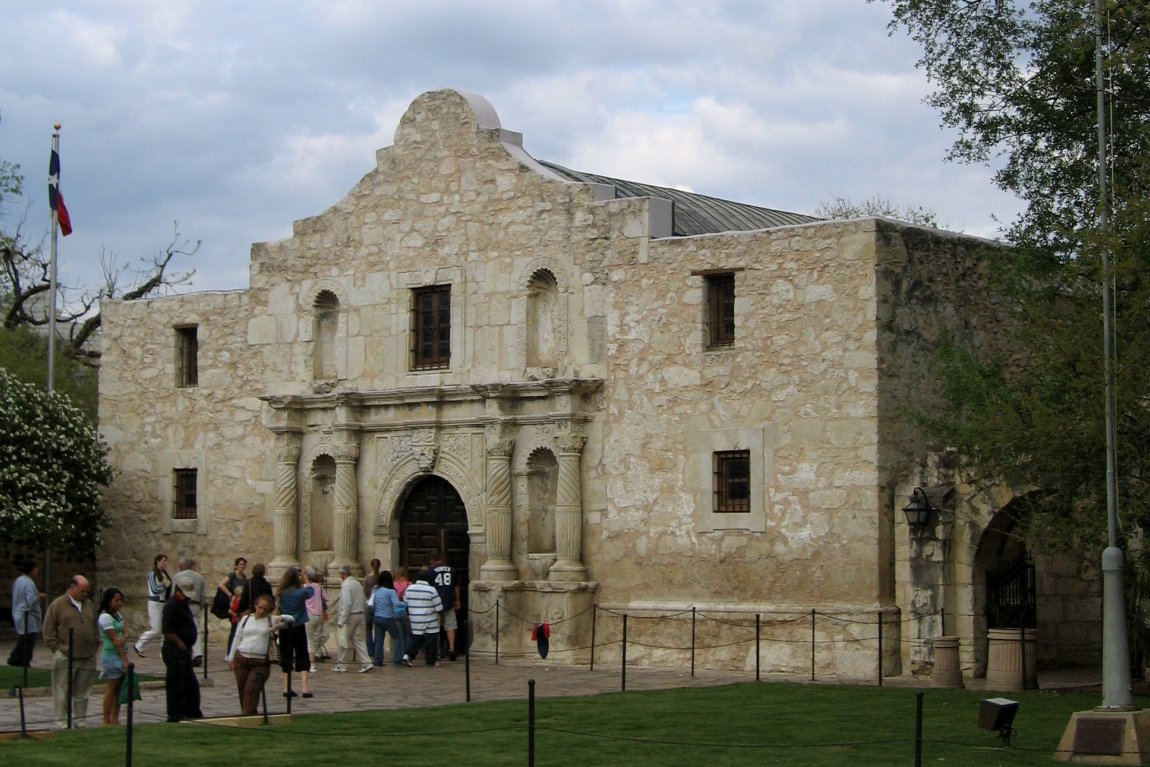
0, 635, 1103, 732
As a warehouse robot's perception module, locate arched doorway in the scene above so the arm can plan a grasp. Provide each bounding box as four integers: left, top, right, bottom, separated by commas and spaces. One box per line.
399, 475, 470, 652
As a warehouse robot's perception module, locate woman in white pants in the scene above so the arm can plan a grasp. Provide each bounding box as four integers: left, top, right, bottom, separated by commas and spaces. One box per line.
133, 554, 171, 657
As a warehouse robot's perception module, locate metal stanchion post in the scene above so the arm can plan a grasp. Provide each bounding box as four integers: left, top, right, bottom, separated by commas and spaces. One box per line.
690, 607, 696, 678
528, 679, 536, 767
621, 614, 628, 692
67, 628, 74, 729
877, 610, 884, 687
590, 604, 597, 671
495, 599, 500, 666
21, 612, 29, 689
202, 611, 209, 681
914, 691, 924, 767
810, 610, 816, 681
16, 686, 28, 738
755, 613, 761, 682
465, 610, 472, 703
125, 663, 135, 767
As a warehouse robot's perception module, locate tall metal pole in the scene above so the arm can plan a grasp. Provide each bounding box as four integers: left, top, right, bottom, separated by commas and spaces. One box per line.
48, 126, 60, 395
1095, 0, 1132, 711
45, 125, 62, 597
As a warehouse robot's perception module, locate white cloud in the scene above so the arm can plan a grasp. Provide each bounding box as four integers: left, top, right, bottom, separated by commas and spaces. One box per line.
0, 0, 1020, 293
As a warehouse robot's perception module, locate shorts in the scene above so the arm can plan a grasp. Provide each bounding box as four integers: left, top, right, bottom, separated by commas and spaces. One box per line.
100, 653, 126, 680
441, 609, 458, 632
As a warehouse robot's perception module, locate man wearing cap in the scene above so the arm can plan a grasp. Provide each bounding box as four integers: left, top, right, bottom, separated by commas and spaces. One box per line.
42, 574, 100, 729
332, 564, 373, 673
173, 556, 206, 666
161, 574, 202, 722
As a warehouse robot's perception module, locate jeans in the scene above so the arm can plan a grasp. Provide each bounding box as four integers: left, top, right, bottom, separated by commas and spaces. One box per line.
372, 618, 405, 665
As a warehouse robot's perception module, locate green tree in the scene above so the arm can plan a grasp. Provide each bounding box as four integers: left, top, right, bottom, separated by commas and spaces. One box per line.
878, 0, 1150, 544
0, 155, 198, 365
0, 365, 113, 556
813, 194, 942, 228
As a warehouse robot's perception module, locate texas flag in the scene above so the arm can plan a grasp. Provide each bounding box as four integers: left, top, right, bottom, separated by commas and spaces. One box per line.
48, 147, 72, 236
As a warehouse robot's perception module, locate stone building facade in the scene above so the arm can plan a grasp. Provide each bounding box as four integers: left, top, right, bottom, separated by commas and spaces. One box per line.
97, 89, 1099, 680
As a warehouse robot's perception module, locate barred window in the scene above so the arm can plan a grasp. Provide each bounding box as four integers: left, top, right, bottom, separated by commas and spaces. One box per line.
175, 326, 198, 388
713, 450, 750, 513
411, 285, 451, 370
706, 272, 736, 348
172, 469, 198, 520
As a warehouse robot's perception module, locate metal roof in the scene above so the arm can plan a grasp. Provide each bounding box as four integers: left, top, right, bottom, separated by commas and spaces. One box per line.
538, 160, 819, 236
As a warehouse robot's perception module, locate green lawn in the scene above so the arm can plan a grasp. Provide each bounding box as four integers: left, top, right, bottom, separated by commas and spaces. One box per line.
0, 682, 1111, 766
0, 665, 160, 691
0, 665, 51, 690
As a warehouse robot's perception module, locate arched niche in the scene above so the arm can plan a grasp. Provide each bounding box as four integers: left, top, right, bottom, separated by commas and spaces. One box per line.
313, 290, 340, 380
526, 447, 558, 554
526, 269, 559, 368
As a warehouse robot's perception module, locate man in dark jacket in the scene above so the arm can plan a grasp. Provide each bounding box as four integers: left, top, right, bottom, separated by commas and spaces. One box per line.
162, 575, 203, 722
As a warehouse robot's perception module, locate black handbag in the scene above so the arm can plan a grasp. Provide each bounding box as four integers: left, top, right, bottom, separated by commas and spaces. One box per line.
210, 587, 231, 619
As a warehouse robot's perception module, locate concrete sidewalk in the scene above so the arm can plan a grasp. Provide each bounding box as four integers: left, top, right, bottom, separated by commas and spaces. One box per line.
0, 634, 1103, 732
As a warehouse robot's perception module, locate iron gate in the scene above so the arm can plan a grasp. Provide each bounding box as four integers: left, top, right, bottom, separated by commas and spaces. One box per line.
986, 552, 1037, 629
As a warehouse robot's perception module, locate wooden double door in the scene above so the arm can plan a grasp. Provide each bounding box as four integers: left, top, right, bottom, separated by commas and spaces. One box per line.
398, 476, 469, 650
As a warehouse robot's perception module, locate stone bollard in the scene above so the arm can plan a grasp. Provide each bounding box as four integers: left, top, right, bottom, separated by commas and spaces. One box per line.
930, 636, 964, 688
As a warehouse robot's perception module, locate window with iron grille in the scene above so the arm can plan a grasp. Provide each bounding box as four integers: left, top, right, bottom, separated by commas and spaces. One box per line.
175, 326, 198, 388
411, 285, 451, 370
172, 469, 198, 520
713, 450, 750, 513
706, 272, 736, 348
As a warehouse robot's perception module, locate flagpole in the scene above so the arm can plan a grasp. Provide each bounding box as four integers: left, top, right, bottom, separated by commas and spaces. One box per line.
48, 124, 60, 395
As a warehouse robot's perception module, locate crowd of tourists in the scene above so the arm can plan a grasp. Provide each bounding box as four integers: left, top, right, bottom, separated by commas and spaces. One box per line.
6, 550, 462, 726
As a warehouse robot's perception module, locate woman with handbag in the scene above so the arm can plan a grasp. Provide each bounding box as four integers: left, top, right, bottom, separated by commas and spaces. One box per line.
225, 594, 292, 716
217, 557, 249, 653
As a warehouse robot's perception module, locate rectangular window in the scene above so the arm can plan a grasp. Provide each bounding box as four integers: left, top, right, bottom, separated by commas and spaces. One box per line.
713, 450, 750, 513
411, 285, 451, 370
172, 469, 198, 519
175, 326, 199, 388
706, 272, 736, 348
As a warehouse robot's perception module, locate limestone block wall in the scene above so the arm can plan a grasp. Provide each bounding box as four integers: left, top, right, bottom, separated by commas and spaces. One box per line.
583, 220, 886, 612
98, 289, 274, 630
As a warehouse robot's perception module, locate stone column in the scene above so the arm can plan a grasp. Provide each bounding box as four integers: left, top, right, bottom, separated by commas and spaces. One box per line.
270, 431, 302, 574
330, 441, 361, 574
550, 430, 587, 581
480, 430, 518, 580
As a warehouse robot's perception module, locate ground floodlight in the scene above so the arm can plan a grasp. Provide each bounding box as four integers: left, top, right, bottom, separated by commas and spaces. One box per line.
979, 697, 1020, 746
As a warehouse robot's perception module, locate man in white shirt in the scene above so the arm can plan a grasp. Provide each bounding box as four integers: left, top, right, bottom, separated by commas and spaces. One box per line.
333, 565, 373, 673
401, 576, 443, 667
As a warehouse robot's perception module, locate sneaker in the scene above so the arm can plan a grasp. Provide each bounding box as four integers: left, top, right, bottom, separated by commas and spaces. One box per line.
309, 665, 318, 673
133, 645, 146, 658
331, 664, 348, 672
400, 655, 412, 667
301, 691, 314, 698
192, 656, 203, 667
358, 665, 373, 673
449, 649, 457, 661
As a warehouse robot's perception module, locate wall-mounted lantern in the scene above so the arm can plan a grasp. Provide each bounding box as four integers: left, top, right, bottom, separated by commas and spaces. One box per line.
902, 487, 935, 531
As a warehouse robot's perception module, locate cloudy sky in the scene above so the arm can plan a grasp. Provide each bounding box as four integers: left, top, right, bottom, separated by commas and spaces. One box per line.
0, 1, 1021, 295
